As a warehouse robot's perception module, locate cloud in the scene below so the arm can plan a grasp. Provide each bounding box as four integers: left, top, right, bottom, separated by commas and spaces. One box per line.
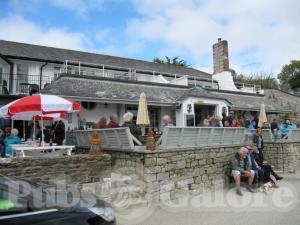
0, 15, 88, 50
10, 0, 105, 17
50, 0, 104, 17
128, 0, 300, 74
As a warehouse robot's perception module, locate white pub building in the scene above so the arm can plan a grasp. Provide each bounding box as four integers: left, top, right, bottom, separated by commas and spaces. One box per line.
0, 38, 296, 130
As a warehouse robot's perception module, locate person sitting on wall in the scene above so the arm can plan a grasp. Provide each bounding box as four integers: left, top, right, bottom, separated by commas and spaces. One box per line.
3, 128, 21, 157
160, 115, 174, 133
249, 145, 283, 184
107, 115, 120, 128
246, 146, 265, 184
229, 147, 256, 196
121, 112, 142, 141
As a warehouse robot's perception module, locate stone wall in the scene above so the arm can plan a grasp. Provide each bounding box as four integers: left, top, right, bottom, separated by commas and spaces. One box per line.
1, 142, 299, 205
0, 154, 111, 184
264, 142, 300, 172
105, 145, 241, 202
264, 89, 300, 124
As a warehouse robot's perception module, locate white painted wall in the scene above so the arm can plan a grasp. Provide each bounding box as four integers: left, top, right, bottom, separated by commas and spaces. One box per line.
0, 58, 10, 74
212, 71, 239, 91
0, 59, 62, 93
176, 97, 228, 126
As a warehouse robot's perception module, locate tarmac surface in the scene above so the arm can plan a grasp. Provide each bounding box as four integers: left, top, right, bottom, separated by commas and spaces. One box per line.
116, 170, 300, 225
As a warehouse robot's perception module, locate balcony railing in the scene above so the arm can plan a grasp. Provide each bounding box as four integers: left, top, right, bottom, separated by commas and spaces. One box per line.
234, 82, 262, 94
63, 60, 218, 88
0, 73, 55, 95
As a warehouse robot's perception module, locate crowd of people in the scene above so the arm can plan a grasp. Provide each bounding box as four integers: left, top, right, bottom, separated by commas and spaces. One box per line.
0, 120, 66, 157
204, 111, 299, 140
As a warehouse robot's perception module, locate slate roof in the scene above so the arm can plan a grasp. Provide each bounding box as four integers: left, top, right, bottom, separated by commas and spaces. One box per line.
0, 40, 211, 79
178, 87, 231, 103
210, 90, 291, 113
42, 75, 292, 113
42, 75, 188, 106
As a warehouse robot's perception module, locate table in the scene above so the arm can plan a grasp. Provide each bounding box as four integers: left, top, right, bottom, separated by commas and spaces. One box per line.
10, 144, 75, 158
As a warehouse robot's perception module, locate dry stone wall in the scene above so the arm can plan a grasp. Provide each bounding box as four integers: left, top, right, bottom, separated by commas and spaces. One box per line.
0, 154, 111, 184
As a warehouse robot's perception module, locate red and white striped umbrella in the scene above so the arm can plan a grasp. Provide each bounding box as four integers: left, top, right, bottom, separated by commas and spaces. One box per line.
4, 112, 67, 121
0, 94, 80, 117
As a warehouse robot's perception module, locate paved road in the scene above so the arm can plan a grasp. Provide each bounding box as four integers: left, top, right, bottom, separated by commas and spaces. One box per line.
116, 171, 300, 225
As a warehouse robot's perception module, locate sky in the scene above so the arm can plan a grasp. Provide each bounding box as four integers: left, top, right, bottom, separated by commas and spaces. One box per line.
0, 0, 299, 75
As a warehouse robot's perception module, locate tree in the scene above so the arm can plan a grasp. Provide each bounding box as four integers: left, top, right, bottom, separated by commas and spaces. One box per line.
232, 71, 279, 89
153, 56, 190, 67
278, 60, 300, 91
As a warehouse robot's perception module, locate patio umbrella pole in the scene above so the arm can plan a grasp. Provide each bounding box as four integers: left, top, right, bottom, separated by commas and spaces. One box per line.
41, 116, 44, 147
23, 120, 25, 141
33, 119, 36, 143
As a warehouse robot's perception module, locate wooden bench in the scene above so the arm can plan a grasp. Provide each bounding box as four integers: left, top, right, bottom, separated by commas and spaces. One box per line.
157, 127, 247, 150
73, 127, 143, 150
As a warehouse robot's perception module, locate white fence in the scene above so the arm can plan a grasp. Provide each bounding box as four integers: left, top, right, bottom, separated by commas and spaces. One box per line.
158, 127, 246, 150
73, 127, 141, 150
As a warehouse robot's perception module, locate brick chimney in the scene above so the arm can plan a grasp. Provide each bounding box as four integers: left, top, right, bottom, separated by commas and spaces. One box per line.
213, 38, 229, 74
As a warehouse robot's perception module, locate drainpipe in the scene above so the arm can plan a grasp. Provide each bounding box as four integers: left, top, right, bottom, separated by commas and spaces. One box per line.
40, 62, 48, 90
0, 54, 14, 93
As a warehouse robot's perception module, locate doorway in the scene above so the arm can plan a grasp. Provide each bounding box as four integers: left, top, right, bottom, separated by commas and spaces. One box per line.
194, 104, 216, 126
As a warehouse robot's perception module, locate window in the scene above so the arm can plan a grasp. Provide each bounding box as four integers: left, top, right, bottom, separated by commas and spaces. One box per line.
125, 105, 160, 128
149, 107, 160, 128
17, 64, 29, 75
16, 64, 29, 94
